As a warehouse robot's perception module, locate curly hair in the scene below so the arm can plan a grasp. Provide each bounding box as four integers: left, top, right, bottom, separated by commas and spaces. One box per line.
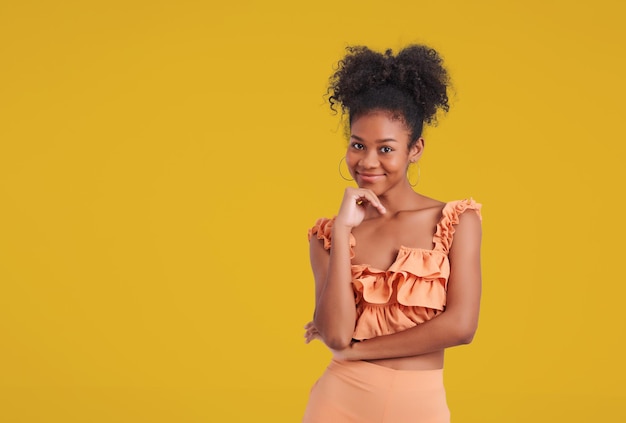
328, 45, 450, 146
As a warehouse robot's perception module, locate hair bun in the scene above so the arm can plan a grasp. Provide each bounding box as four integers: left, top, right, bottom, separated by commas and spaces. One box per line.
327, 44, 450, 140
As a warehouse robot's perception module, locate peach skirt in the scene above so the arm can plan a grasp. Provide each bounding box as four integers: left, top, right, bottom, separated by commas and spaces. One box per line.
302, 359, 450, 423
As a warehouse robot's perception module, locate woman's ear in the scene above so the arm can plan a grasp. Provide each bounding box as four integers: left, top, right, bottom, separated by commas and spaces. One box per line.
409, 137, 425, 162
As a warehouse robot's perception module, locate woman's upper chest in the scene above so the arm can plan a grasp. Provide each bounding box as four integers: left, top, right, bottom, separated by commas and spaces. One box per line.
351, 206, 445, 270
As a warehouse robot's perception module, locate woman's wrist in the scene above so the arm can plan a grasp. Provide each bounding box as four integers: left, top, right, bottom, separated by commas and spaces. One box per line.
331, 222, 353, 238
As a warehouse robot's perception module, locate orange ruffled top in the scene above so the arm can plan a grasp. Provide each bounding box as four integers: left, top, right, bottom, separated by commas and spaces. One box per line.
308, 199, 482, 341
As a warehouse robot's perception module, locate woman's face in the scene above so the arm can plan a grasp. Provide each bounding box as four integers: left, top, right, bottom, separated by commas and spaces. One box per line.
346, 111, 422, 195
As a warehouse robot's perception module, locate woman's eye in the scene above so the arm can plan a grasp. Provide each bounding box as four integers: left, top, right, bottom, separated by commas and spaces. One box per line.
380, 146, 393, 153
351, 142, 364, 150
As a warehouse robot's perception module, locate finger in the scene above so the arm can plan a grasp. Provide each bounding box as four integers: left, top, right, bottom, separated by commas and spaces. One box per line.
305, 333, 320, 344
355, 190, 386, 214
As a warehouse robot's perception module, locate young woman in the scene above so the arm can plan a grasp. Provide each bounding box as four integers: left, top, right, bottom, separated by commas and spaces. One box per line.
302, 45, 482, 423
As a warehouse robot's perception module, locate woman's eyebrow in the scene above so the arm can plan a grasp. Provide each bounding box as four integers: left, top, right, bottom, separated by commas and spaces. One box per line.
350, 134, 398, 143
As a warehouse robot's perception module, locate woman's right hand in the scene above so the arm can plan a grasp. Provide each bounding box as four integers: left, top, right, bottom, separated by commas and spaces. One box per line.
334, 187, 386, 229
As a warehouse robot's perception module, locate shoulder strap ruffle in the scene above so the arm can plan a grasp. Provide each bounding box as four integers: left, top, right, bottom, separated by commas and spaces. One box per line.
433, 199, 482, 253
308, 217, 356, 258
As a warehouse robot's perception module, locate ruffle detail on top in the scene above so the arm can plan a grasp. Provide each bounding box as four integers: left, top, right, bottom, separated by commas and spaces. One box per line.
433, 198, 482, 254
350, 248, 449, 339
308, 217, 356, 259
351, 248, 449, 308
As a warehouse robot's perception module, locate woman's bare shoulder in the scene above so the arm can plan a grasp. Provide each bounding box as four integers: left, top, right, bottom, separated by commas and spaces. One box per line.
414, 193, 447, 211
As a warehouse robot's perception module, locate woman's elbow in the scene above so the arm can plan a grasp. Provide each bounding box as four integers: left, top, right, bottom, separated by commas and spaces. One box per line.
313, 319, 353, 350
458, 329, 476, 345
454, 319, 478, 345
324, 337, 352, 350
318, 325, 352, 349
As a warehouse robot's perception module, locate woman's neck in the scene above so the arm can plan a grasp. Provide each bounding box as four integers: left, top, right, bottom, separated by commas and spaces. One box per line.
366, 183, 421, 218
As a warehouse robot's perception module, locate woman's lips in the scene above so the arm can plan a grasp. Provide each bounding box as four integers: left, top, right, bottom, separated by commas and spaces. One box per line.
357, 173, 384, 183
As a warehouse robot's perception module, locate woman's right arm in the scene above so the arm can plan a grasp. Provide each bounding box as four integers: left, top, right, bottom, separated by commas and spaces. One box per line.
310, 188, 386, 350
310, 222, 356, 350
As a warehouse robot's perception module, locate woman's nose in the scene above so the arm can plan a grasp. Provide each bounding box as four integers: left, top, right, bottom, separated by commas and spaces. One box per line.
360, 150, 379, 168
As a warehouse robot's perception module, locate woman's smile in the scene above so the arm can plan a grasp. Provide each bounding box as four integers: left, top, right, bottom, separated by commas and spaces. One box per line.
356, 172, 385, 184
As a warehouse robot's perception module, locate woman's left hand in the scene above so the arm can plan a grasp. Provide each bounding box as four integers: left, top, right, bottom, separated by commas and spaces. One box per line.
303, 321, 321, 344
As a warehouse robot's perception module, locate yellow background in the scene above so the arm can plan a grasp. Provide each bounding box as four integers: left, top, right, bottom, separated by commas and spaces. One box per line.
1, 0, 625, 421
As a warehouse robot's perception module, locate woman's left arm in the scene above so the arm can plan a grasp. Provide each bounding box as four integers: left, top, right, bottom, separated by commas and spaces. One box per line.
339, 209, 482, 361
